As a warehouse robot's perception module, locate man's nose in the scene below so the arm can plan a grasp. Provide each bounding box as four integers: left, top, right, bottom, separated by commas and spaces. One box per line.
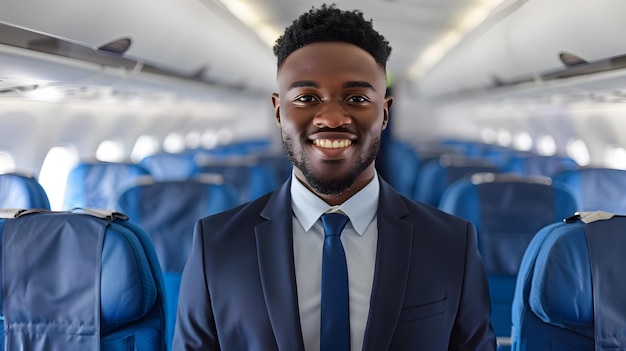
313, 102, 351, 128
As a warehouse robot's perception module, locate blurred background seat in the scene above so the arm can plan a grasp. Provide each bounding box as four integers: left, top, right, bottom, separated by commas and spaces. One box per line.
553, 167, 626, 214
64, 161, 151, 210
439, 173, 578, 341
113, 175, 238, 349
0, 172, 50, 210
412, 154, 500, 207
502, 154, 579, 177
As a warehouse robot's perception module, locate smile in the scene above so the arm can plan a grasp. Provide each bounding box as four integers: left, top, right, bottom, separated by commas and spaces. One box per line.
313, 139, 353, 149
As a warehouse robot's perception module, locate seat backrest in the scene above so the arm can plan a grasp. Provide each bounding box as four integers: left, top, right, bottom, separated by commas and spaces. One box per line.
413, 155, 500, 206
255, 152, 293, 184
503, 154, 578, 177
439, 173, 578, 338
0, 172, 50, 210
112, 176, 238, 349
554, 167, 626, 214
64, 161, 151, 210
379, 139, 421, 197
139, 152, 198, 181
196, 158, 281, 204
0, 208, 166, 351
512, 212, 626, 351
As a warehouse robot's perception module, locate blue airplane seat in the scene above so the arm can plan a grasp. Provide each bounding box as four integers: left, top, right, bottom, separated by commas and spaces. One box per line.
140, 152, 198, 180
204, 139, 274, 157
413, 154, 500, 207
64, 161, 151, 210
0, 172, 50, 209
511, 211, 626, 350
553, 167, 626, 214
440, 139, 491, 157
503, 154, 579, 177
255, 152, 293, 184
0, 208, 166, 351
195, 158, 281, 204
482, 148, 529, 169
112, 176, 239, 349
439, 173, 578, 339
380, 139, 421, 197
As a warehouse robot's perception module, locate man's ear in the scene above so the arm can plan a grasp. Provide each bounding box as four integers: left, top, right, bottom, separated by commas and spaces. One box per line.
382, 96, 393, 130
271, 93, 281, 126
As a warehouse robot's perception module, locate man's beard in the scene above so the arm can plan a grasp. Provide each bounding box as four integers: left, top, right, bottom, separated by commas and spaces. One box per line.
282, 132, 380, 195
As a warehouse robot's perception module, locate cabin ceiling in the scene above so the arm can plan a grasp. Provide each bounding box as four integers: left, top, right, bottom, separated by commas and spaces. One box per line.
0, 0, 492, 101
1, 0, 626, 104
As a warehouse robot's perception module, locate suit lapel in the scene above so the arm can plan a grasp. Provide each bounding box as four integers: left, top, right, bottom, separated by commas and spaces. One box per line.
255, 180, 305, 351
362, 180, 414, 351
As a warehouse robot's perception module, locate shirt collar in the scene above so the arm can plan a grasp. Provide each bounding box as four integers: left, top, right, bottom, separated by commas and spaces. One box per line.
290, 171, 379, 236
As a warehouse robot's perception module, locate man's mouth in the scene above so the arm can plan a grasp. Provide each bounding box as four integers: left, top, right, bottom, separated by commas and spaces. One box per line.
313, 139, 353, 149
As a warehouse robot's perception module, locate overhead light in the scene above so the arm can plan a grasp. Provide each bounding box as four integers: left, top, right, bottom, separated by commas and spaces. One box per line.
409, 0, 505, 79
217, 0, 282, 47
20, 85, 64, 102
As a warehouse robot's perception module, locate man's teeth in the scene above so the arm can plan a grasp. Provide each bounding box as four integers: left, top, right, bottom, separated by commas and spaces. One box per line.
313, 139, 352, 149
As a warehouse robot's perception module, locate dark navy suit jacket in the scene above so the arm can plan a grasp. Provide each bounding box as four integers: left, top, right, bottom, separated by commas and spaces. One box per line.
173, 177, 496, 350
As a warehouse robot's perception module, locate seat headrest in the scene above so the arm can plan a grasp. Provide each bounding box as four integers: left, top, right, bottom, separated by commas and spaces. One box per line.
528, 225, 594, 337
528, 214, 626, 346
100, 221, 158, 333
0, 173, 51, 209
65, 162, 150, 209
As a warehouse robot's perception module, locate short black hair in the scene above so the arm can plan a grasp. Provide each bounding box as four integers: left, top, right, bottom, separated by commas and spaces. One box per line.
273, 4, 392, 71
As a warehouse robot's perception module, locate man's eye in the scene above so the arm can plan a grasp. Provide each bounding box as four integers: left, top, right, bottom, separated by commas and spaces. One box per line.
296, 95, 318, 103
347, 96, 368, 103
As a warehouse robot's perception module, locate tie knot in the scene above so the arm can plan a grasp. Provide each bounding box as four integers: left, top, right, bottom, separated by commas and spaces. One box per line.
321, 213, 349, 237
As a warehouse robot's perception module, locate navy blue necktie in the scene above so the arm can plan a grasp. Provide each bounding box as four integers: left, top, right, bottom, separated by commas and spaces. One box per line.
320, 212, 350, 351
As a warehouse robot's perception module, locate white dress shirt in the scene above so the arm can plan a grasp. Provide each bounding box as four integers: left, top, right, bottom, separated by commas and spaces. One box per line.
290, 172, 379, 351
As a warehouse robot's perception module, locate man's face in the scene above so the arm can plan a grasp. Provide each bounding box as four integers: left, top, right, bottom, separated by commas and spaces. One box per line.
272, 42, 392, 196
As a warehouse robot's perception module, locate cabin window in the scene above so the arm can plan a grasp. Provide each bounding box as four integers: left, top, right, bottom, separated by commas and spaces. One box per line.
537, 135, 557, 156
131, 135, 159, 163
216, 128, 234, 145
186, 131, 202, 149
481, 128, 497, 144
39, 145, 78, 210
163, 132, 186, 153
96, 140, 125, 162
604, 145, 626, 170
513, 132, 533, 151
567, 138, 590, 166
0, 151, 15, 173
201, 130, 219, 149
497, 130, 512, 147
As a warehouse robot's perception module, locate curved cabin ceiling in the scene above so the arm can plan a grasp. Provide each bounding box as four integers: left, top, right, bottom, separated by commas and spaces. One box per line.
416, 0, 626, 99
0, 0, 497, 100
3, 0, 625, 103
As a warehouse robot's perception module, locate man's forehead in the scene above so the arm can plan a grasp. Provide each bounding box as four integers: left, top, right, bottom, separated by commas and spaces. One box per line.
277, 42, 385, 82
279, 42, 381, 69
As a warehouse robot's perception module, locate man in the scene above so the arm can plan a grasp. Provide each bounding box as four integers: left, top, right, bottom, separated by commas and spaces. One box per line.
173, 4, 496, 350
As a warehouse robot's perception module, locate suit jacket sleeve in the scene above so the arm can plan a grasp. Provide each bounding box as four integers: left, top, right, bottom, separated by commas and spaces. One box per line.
172, 219, 220, 350
450, 222, 496, 351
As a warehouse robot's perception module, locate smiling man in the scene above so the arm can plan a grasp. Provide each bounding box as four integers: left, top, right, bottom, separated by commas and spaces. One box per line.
273, 40, 390, 204
173, 4, 496, 351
